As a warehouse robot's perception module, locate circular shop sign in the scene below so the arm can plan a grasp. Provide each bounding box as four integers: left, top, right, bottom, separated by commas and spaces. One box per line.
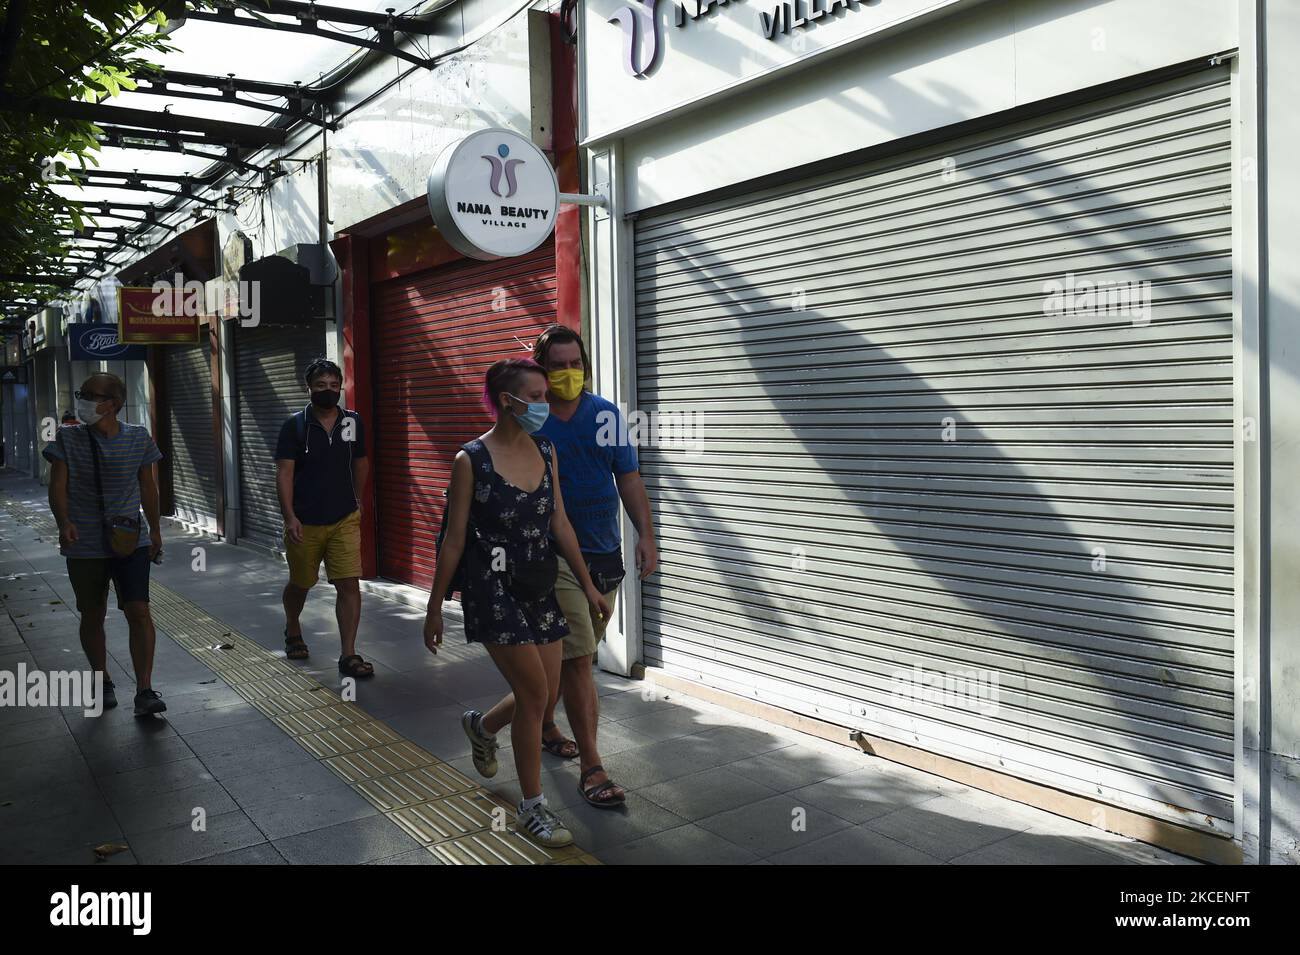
426, 128, 559, 262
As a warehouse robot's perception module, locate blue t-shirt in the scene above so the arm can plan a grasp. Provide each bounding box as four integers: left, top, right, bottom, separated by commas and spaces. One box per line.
537, 392, 639, 555
42, 423, 164, 559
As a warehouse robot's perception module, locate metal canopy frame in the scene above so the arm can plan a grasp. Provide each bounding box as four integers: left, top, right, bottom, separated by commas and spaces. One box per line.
94, 127, 271, 175
0, 273, 80, 287
132, 76, 337, 130
151, 68, 331, 101
186, 0, 443, 70
62, 234, 148, 251
98, 124, 253, 148
5, 0, 454, 315
56, 226, 148, 237
0, 93, 289, 147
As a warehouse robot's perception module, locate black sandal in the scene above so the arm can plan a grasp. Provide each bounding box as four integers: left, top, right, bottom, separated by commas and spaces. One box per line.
541, 721, 579, 759
338, 654, 374, 679
579, 765, 626, 809
284, 629, 309, 660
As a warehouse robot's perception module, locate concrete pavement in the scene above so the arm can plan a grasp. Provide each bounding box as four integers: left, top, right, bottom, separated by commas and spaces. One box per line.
0, 469, 1192, 864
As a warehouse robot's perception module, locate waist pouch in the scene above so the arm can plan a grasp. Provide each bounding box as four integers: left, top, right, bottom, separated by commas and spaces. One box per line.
503, 554, 558, 602
105, 516, 141, 558
586, 550, 626, 594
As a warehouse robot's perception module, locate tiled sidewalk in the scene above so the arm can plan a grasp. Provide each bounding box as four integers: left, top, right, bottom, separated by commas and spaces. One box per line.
0, 470, 1193, 864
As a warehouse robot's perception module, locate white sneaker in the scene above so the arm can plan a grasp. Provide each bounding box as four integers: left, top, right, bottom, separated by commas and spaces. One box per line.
461, 710, 498, 778
517, 801, 573, 849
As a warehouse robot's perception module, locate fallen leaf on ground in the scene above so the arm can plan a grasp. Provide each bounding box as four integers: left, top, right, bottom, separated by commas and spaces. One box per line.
92, 842, 129, 861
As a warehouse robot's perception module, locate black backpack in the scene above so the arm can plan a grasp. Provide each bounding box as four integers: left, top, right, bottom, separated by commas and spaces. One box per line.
435, 440, 484, 600
434, 486, 468, 601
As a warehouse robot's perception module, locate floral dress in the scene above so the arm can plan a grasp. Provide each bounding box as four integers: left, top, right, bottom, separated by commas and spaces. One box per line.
459, 437, 570, 646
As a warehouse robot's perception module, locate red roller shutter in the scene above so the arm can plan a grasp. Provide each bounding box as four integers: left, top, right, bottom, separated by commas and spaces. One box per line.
372, 238, 557, 588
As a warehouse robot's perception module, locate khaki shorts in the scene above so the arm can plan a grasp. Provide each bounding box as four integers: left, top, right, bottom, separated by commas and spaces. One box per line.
285, 510, 361, 589
556, 555, 619, 662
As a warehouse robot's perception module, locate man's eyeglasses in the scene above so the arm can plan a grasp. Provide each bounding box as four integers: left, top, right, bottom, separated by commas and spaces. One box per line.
74, 389, 114, 403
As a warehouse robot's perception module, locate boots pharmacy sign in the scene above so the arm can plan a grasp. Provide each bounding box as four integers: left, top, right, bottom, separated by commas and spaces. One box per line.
426, 128, 560, 262
584, 0, 966, 140
67, 323, 147, 361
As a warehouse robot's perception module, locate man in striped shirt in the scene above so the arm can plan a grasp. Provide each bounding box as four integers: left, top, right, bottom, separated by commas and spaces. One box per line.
44, 373, 166, 716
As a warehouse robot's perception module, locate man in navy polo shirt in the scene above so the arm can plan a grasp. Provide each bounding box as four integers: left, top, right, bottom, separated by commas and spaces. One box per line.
275, 358, 372, 679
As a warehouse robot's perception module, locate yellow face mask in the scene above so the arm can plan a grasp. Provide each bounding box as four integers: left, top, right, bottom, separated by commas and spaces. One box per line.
548, 368, 585, 401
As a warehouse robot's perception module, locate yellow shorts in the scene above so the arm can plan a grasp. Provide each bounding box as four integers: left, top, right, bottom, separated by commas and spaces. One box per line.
555, 555, 620, 662
285, 510, 361, 589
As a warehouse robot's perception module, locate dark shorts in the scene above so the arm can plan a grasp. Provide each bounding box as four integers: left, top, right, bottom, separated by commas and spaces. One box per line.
66, 547, 152, 612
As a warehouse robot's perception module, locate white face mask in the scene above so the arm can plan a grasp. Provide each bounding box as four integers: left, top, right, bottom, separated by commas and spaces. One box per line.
75, 397, 104, 426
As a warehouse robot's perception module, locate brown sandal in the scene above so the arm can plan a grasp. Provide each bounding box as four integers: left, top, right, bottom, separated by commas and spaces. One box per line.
284, 630, 309, 660
579, 765, 626, 809
541, 721, 579, 759
338, 654, 374, 679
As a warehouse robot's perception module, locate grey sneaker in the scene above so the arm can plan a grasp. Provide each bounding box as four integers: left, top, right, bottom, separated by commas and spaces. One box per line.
461, 710, 499, 778
517, 802, 573, 849
133, 688, 166, 717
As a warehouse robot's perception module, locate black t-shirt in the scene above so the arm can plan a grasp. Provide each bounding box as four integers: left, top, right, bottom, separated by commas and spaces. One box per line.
274, 406, 367, 526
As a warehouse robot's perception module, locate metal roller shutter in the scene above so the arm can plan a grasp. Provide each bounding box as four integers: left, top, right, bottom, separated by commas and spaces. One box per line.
3, 384, 32, 473
235, 324, 326, 549
163, 340, 218, 527
633, 67, 1235, 830
373, 239, 558, 589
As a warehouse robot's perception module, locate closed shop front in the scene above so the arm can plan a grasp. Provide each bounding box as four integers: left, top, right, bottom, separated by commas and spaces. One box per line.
2, 379, 32, 474
633, 67, 1235, 830
234, 322, 325, 550
30, 349, 56, 483
2, 339, 31, 471
162, 337, 220, 529
372, 238, 558, 589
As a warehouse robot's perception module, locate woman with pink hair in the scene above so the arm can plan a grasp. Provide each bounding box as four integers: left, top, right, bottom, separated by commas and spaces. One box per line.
424, 358, 611, 849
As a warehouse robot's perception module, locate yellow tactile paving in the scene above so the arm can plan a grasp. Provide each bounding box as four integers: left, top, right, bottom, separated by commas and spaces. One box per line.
213, 661, 295, 684
426, 829, 593, 866
231, 673, 320, 700
322, 740, 440, 783
388, 791, 504, 845
353, 764, 478, 812
1, 499, 599, 865
295, 720, 401, 758
271, 704, 370, 737
192, 646, 274, 669
250, 688, 343, 717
